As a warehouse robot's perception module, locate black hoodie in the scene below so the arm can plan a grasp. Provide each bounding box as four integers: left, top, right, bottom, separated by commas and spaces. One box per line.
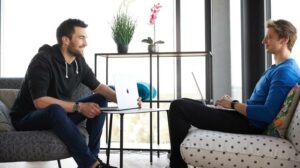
10, 44, 100, 121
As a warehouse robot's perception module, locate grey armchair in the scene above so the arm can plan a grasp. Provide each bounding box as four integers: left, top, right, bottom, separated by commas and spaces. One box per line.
0, 78, 93, 168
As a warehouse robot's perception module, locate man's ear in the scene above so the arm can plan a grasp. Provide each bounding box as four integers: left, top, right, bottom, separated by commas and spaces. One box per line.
62, 36, 70, 46
280, 37, 289, 45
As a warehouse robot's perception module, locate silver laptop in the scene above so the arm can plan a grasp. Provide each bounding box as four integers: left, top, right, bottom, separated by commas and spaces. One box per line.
191, 72, 234, 111
101, 75, 139, 111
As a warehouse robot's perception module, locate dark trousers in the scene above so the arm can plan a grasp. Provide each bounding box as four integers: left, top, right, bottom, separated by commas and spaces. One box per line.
167, 98, 263, 168
12, 94, 107, 168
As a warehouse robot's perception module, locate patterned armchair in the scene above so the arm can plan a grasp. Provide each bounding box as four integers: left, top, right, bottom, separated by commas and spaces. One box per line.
0, 78, 93, 168
180, 101, 300, 168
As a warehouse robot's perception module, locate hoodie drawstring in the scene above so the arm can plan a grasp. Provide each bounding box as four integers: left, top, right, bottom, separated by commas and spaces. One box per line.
75, 60, 79, 74
65, 62, 69, 78
65, 60, 79, 78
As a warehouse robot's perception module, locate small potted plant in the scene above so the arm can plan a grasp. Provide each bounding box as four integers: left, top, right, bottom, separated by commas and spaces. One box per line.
111, 12, 136, 54
142, 37, 164, 53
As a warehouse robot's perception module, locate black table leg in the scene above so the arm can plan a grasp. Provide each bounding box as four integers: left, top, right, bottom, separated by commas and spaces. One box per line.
157, 111, 160, 158
120, 113, 124, 168
106, 114, 113, 165
150, 112, 153, 164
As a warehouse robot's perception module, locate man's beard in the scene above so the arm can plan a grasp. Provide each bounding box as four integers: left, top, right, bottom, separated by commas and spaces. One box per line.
67, 44, 83, 58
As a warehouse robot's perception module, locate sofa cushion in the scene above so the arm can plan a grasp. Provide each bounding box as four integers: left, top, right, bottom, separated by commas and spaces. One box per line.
181, 128, 300, 168
0, 101, 15, 132
0, 125, 88, 162
0, 89, 19, 132
0, 89, 19, 109
287, 100, 300, 152
265, 84, 300, 138
0, 78, 23, 89
71, 84, 93, 101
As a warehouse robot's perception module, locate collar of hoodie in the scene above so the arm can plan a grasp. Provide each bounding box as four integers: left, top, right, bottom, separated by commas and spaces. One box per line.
65, 59, 79, 79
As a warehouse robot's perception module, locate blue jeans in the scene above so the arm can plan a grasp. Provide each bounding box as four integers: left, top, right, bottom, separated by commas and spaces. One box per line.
12, 94, 107, 168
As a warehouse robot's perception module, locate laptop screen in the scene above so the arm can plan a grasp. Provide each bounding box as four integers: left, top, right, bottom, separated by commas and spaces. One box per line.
113, 74, 139, 110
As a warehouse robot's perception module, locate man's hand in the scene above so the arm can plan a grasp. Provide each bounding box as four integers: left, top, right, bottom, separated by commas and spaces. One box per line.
215, 95, 232, 109
137, 97, 142, 108
78, 102, 101, 118
215, 95, 247, 116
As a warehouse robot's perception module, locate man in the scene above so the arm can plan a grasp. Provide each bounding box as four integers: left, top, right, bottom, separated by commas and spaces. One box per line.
10, 19, 138, 168
167, 19, 300, 168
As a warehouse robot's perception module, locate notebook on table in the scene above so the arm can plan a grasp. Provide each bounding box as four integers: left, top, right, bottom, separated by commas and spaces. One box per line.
191, 72, 235, 111
101, 75, 139, 111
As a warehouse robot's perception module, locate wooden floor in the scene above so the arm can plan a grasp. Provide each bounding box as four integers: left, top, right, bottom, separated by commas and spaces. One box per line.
0, 151, 171, 168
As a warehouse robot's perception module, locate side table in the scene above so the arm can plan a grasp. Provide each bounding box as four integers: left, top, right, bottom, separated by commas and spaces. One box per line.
103, 108, 168, 168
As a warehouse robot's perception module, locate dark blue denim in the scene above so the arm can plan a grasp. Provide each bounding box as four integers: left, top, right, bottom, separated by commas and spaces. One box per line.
13, 94, 107, 168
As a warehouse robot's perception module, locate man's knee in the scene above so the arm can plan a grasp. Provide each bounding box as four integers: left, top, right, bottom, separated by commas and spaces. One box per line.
170, 99, 185, 111
95, 112, 107, 123
93, 94, 108, 107
46, 104, 68, 122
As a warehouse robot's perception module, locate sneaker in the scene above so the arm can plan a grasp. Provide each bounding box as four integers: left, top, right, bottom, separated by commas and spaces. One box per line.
96, 158, 117, 168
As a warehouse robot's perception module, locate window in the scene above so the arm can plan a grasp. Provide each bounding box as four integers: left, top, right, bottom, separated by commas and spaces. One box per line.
230, 1, 242, 101
180, 0, 206, 99
271, 0, 300, 65
0, 0, 176, 77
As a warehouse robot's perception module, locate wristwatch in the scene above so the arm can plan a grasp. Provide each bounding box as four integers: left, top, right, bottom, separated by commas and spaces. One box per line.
231, 100, 239, 109
73, 102, 80, 113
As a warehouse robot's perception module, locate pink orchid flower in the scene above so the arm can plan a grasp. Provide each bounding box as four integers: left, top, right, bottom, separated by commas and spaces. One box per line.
149, 3, 162, 25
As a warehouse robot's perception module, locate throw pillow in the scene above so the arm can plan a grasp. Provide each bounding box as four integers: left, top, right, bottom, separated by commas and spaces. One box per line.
0, 88, 19, 109
137, 82, 157, 101
0, 100, 15, 132
265, 84, 300, 138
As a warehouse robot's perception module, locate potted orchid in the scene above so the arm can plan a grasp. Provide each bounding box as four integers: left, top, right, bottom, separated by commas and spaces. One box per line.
142, 3, 164, 53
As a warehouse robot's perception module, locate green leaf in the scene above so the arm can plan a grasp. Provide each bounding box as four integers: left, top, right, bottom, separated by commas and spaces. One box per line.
141, 37, 153, 44
153, 40, 164, 45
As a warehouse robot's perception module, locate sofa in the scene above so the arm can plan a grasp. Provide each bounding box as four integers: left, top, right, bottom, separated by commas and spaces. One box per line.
0, 78, 93, 167
180, 92, 300, 167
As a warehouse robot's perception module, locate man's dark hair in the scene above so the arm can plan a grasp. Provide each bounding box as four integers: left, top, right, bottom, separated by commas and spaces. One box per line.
56, 18, 88, 47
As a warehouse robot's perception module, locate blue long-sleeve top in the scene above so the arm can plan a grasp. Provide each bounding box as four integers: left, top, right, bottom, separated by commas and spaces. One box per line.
246, 58, 300, 129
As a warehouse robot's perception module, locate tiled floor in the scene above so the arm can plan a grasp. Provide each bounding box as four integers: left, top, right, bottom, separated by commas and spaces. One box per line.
0, 151, 170, 168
